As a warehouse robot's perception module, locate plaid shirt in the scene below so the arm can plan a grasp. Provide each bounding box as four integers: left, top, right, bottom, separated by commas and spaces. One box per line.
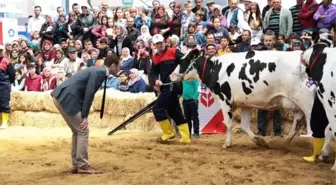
181, 11, 196, 33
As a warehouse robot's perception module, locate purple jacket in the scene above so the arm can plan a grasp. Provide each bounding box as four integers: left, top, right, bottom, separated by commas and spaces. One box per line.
313, 4, 336, 28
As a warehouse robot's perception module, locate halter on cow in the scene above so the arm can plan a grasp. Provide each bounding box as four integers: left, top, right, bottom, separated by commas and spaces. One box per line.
171, 49, 315, 149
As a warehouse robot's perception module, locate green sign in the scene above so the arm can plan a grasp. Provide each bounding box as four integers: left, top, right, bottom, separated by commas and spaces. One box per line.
122, 0, 134, 6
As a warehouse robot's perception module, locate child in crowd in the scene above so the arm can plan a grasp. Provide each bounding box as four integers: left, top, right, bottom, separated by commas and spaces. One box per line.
12, 69, 26, 91
31, 31, 41, 47
276, 35, 289, 51
118, 71, 129, 92
218, 36, 231, 56
182, 67, 200, 139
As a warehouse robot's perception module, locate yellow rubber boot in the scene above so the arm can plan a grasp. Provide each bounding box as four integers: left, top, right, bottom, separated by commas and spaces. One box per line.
178, 124, 191, 144
303, 137, 325, 162
0, 113, 9, 129
158, 119, 175, 141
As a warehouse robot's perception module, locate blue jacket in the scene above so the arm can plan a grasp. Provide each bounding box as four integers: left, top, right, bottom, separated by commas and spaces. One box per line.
101, 75, 120, 89
128, 78, 147, 93
121, 58, 134, 72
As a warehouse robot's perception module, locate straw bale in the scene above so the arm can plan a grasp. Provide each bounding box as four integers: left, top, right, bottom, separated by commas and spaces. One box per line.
93, 89, 156, 116
9, 111, 66, 127
11, 91, 45, 112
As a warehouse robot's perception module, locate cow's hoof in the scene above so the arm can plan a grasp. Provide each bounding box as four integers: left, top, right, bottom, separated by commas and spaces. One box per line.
252, 137, 269, 148
222, 143, 232, 149
318, 155, 329, 163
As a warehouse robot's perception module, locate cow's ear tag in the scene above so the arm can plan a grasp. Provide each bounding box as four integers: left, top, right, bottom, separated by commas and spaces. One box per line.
303, 77, 316, 91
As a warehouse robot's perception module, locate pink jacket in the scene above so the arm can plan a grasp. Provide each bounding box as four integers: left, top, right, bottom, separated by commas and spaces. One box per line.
91, 25, 107, 39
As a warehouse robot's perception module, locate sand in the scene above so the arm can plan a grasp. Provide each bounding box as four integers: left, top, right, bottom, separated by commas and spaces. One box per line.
0, 127, 335, 185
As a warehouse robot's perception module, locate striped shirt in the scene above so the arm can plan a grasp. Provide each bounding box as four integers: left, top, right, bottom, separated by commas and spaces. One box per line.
290, 5, 302, 34
268, 9, 280, 34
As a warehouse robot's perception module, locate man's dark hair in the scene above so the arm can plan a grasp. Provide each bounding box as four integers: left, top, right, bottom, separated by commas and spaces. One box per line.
100, 38, 108, 44
104, 55, 119, 67
72, 3, 79, 8
34, 5, 42, 11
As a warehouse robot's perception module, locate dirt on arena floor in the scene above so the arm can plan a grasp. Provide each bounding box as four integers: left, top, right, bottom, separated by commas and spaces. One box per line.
0, 127, 335, 185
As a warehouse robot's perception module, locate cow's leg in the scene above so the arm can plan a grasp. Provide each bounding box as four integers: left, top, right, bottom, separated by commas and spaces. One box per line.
218, 102, 233, 149
285, 111, 304, 142
240, 108, 267, 148
319, 124, 332, 162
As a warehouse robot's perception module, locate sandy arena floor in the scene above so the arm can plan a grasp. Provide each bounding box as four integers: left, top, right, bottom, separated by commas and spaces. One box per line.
0, 126, 335, 185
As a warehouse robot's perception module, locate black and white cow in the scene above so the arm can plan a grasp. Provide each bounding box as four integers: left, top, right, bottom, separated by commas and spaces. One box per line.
301, 32, 336, 171
170, 49, 315, 149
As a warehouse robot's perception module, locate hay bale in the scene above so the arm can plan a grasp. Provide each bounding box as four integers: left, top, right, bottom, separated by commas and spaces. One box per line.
10, 91, 45, 112
43, 91, 59, 113
93, 89, 156, 116
9, 111, 66, 127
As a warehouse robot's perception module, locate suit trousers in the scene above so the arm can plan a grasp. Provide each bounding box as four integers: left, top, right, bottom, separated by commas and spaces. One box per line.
53, 98, 89, 169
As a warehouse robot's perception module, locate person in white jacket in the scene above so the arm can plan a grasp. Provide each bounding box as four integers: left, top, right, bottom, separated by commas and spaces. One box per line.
11, 69, 26, 91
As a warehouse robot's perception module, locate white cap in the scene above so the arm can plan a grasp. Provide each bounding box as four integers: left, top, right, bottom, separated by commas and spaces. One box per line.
152, 34, 164, 44
0, 45, 4, 50
251, 38, 261, 46
81, 3, 91, 8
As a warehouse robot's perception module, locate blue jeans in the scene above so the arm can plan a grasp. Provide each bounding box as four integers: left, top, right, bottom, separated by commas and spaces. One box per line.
257, 109, 282, 136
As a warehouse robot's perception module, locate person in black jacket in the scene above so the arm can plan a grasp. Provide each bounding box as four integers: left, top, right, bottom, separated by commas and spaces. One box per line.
51, 55, 120, 174
150, 34, 190, 144
109, 25, 133, 56
0, 45, 15, 129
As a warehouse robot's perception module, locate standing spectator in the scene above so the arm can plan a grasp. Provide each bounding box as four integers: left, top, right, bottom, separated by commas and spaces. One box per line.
290, 0, 303, 35
63, 47, 83, 77
12, 69, 26, 91
313, 0, 336, 30
71, 3, 81, 17
137, 25, 153, 46
25, 63, 42, 92
248, 2, 263, 40
181, 2, 196, 37
126, 17, 141, 42
236, 30, 251, 52
54, 7, 67, 23
0, 45, 15, 129
106, 18, 115, 38
28, 6, 46, 37
205, 43, 218, 57
127, 68, 147, 93
129, 7, 138, 19
150, 0, 161, 20
262, 0, 272, 18
39, 15, 56, 47
54, 15, 68, 44
4, 43, 11, 59
264, 0, 293, 39
151, 5, 171, 39
75, 3, 98, 43
100, 1, 113, 18
65, 12, 78, 40
206, 1, 216, 21
195, 10, 207, 34
225, 0, 245, 31
109, 25, 133, 56
96, 11, 106, 25
166, 2, 175, 19
120, 48, 134, 72
41, 67, 57, 91
114, 8, 127, 27
135, 7, 151, 31
243, 0, 252, 22
298, 0, 319, 32
170, 4, 183, 38
192, 0, 208, 22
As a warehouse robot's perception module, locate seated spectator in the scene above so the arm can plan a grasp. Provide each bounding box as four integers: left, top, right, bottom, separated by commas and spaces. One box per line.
31, 31, 42, 47
82, 52, 91, 65
11, 69, 26, 91
78, 63, 87, 71
74, 40, 83, 58
40, 39, 56, 62
218, 36, 231, 56
86, 48, 99, 67
236, 30, 251, 52
313, 0, 336, 30
195, 10, 207, 34
41, 67, 57, 91
127, 68, 147, 93
91, 16, 108, 42
135, 7, 151, 31
25, 63, 42, 92
10, 49, 19, 64
55, 68, 67, 87
301, 30, 313, 50
276, 34, 289, 51
133, 40, 151, 75
102, 70, 120, 90
286, 34, 301, 51
137, 25, 152, 46
39, 15, 56, 48
35, 56, 45, 75
181, 23, 206, 47
106, 18, 115, 38
98, 39, 112, 59
228, 24, 240, 45
205, 43, 218, 57
248, 2, 263, 40
120, 47, 134, 72
109, 25, 133, 56
15, 54, 28, 74
118, 71, 129, 92
49, 49, 68, 75
181, 1, 196, 36
208, 17, 229, 44
54, 15, 67, 44
63, 47, 83, 77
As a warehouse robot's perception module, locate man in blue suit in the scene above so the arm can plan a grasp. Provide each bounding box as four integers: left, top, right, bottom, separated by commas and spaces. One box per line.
51, 55, 120, 174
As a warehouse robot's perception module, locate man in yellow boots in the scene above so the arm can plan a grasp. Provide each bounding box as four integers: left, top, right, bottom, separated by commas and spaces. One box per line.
0, 45, 15, 130
150, 34, 190, 144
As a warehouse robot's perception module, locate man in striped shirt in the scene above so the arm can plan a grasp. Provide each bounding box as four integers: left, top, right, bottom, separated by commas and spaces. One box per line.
290, 0, 303, 35
264, 0, 293, 39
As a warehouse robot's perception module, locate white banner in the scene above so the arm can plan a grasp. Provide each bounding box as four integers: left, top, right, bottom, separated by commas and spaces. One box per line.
2, 18, 18, 44
198, 84, 226, 134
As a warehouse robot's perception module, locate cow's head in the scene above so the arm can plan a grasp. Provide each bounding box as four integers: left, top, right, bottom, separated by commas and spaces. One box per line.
170, 49, 221, 89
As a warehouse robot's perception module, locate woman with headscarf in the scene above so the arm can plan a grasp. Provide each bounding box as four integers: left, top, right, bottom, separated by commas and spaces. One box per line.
40, 40, 56, 62
137, 25, 152, 46
120, 47, 134, 72
49, 49, 68, 75
54, 15, 68, 44
41, 66, 57, 91
39, 15, 56, 48
55, 68, 67, 87
74, 40, 83, 58
109, 25, 133, 56
127, 68, 147, 93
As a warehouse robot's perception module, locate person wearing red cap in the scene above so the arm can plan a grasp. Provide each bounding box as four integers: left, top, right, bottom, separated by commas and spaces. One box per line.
0, 45, 15, 129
